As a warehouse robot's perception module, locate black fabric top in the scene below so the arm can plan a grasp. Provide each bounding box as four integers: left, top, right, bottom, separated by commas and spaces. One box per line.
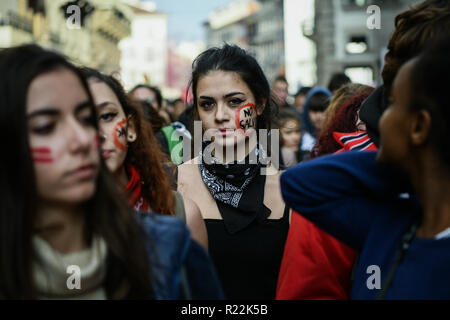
205, 206, 289, 300
199, 156, 270, 234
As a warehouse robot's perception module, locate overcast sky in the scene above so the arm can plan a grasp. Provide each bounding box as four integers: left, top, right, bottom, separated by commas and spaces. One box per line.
149, 0, 235, 42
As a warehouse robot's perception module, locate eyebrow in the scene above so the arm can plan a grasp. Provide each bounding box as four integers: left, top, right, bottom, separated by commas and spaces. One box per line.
96, 101, 120, 110
27, 100, 91, 119
199, 92, 245, 100
75, 101, 92, 113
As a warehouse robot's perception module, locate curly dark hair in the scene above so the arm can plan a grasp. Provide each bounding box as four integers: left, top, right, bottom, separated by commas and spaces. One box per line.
312, 91, 373, 158
81, 68, 175, 216
382, 0, 450, 94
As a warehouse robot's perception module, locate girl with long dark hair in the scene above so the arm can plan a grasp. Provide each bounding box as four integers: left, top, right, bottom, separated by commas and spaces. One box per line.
81, 68, 207, 249
178, 44, 289, 299
0, 44, 221, 299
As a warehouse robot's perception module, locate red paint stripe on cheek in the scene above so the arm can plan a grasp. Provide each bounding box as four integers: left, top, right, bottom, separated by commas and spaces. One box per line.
113, 119, 128, 151
31, 147, 53, 163
31, 147, 52, 154
114, 134, 127, 151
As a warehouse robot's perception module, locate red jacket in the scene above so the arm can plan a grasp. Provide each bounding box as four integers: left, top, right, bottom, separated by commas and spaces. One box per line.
276, 210, 356, 299
276, 132, 376, 300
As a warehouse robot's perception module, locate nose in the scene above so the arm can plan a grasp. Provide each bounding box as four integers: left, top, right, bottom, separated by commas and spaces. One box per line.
99, 127, 107, 143
215, 103, 230, 123
67, 117, 95, 154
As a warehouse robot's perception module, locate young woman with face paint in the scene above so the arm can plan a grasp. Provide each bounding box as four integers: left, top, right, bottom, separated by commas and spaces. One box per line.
0, 44, 222, 299
177, 44, 289, 299
81, 68, 208, 250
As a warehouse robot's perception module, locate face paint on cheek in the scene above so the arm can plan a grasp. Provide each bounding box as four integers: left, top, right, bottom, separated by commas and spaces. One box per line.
235, 103, 257, 136
113, 118, 128, 151
31, 147, 54, 163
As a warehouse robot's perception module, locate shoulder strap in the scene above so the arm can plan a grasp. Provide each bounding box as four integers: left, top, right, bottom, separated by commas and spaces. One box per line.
375, 221, 419, 300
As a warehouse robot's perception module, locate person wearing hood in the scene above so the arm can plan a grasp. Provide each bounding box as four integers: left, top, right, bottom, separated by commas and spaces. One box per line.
300, 87, 332, 154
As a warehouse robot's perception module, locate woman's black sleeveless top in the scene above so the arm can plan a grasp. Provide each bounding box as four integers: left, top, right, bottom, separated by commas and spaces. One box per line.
205, 206, 289, 300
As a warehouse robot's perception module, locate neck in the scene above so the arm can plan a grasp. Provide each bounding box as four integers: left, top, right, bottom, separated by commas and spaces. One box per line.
34, 202, 88, 254
287, 145, 298, 153
115, 165, 129, 189
410, 152, 450, 238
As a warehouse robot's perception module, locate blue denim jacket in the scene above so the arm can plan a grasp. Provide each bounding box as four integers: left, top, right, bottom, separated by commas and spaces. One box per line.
135, 212, 223, 299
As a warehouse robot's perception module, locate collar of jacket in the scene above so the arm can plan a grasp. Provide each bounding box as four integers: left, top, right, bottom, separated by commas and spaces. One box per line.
135, 212, 191, 299
359, 86, 389, 148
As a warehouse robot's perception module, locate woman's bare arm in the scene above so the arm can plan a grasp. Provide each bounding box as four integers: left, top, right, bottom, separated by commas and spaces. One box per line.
183, 197, 209, 251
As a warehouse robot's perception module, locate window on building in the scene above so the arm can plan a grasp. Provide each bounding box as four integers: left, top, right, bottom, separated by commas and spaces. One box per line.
248, 23, 257, 39
346, 36, 368, 54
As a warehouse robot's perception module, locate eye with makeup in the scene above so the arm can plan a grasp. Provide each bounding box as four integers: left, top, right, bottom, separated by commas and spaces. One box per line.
229, 98, 245, 107
199, 100, 215, 111
99, 111, 118, 122
30, 118, 55, 135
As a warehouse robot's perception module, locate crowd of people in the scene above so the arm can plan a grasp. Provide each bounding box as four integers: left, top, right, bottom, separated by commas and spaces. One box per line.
0, 0, 449, 300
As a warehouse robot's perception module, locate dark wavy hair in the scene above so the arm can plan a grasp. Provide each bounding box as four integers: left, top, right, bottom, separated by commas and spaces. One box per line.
312, 91, 373, 158
189, 44, 278, 155
136, 100, 166, 133
0, 44, 154, 299
323, 83, 374, 130
81, 68, 175, 216
382, 0, 450, 94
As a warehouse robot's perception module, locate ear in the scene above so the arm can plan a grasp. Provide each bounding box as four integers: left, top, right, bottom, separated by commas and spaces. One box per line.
410, 109, 431, 146
256, 98, 267, 116
127, 115, 138, 143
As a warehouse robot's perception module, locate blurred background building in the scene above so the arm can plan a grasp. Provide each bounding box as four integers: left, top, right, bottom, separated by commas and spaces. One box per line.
119, 1, 168, 90
0, 0, 424, 99
0, 0, 133, 73
310, 0, 421, 87
204, 0, 421, 94
204, 0, 286, 85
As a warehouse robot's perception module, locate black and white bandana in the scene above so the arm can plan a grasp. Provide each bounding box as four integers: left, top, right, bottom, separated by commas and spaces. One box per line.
199, 144, 271, 234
